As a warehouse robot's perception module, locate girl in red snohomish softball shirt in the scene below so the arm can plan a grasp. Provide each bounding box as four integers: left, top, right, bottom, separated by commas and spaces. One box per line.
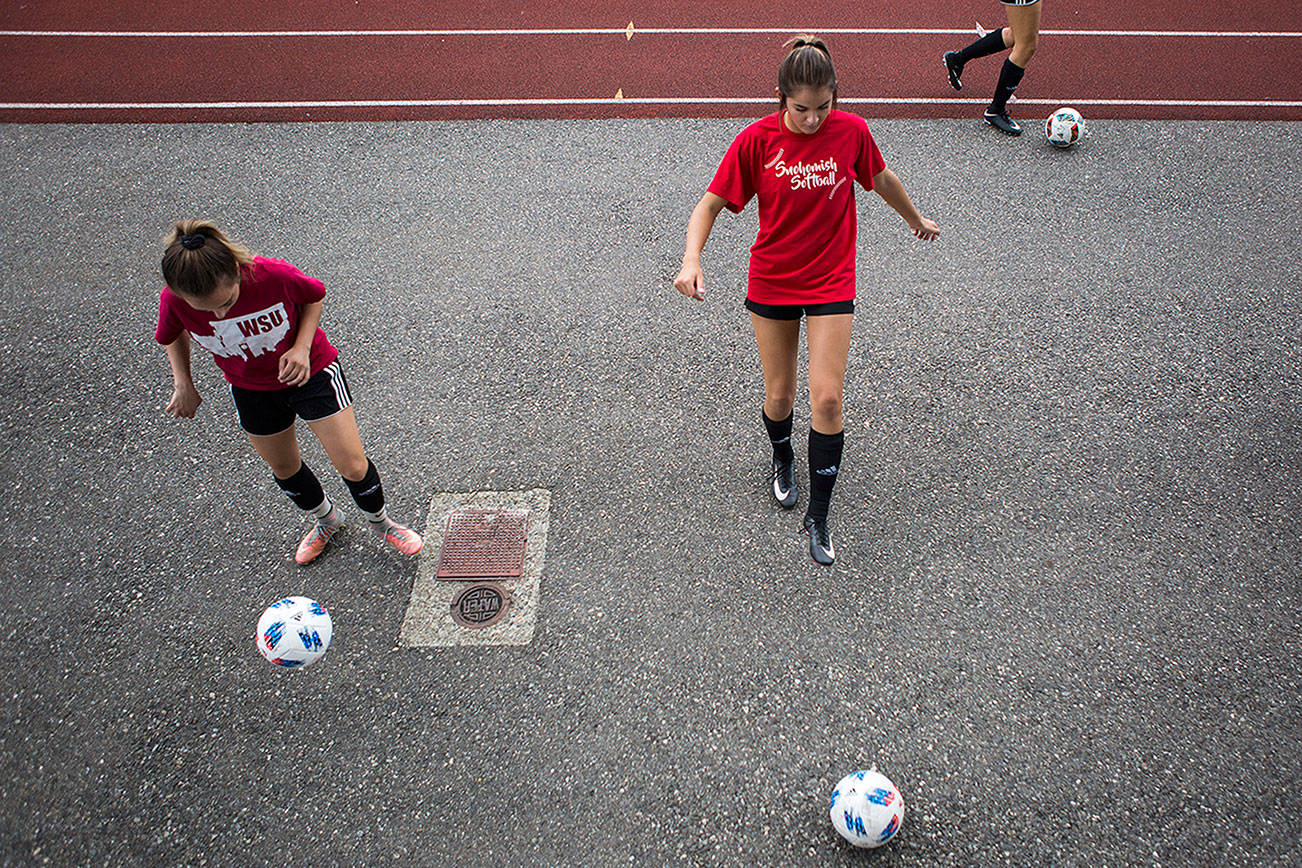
156, 219, 423, 566
674, 36, 940, 566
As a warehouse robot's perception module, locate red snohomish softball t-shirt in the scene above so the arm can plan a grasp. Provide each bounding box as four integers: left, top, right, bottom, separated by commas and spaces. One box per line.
708, 109, 886, 305
155, 256, 338, 390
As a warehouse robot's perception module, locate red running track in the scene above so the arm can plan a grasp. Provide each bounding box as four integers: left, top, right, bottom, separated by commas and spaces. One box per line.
1, 0, 1298, 122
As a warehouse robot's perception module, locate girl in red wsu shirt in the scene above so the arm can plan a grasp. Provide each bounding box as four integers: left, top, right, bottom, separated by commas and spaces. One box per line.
674, 36, 939, 566
155, 220, 422, 565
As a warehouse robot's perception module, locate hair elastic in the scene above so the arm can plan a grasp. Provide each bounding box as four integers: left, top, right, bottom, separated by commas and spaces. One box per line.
180, 234, 206, 250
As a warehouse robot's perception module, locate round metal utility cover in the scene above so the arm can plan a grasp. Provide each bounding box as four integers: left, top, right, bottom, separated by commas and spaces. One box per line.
449, 583, 511, 628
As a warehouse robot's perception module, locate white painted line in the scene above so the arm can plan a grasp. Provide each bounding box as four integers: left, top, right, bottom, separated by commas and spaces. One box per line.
0, 28, 633, 37
639, 27, 1297, 37
1, 27, 1299, 38
2, 97, 1300, 110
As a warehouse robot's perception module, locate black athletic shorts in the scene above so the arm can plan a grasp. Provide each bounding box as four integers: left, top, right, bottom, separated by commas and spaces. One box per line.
229, 358, 353, 436
745, 298, 855, 320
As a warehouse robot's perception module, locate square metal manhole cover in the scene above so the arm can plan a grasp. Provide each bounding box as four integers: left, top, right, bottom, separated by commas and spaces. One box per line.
436, 508, 528, 579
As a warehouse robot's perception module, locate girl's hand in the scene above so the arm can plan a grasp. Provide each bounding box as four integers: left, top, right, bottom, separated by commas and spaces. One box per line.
166, 385, 201, 418
674, 262, 706, 302
910, 217, 941, 241
278, 346, 311, 386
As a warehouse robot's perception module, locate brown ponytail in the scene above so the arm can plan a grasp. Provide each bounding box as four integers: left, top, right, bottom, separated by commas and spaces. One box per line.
778, 35, 838, 108
160, 219, 255, 298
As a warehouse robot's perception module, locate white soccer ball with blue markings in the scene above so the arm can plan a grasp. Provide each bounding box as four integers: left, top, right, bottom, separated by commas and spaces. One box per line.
829, 769, 904, 848
1045, 106, 1084, 148
255, 596, 332, 668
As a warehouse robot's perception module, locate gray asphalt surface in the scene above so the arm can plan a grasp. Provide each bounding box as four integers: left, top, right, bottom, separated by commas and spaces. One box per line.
0, 117, 1299, 866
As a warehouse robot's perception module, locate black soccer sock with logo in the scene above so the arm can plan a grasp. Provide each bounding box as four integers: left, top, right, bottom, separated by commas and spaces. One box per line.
989, 58, 1026, 113
344, 460, 386, 520
762, 409, 795, 465
956, 28, 1008, 64
274, 462, 327, 512
807, 428, 844, 521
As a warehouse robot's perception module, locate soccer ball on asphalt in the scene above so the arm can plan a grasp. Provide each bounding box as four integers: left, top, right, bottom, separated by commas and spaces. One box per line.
829, 769, 904, 848
255, 596, 332, 668
1045, 106, 1084, 148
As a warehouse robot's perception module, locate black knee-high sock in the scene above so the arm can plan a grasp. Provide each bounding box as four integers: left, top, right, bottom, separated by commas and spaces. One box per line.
989, 58, 1026, 113
274, 462, 327, 512
344, 460, 385, 518
955, 28, 1008, 64
762, 410, 795, 464
807, 429, 844, 521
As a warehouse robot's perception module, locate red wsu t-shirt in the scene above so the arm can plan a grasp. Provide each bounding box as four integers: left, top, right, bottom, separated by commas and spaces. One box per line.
708, 110, 886, 304
155, 256, 338, 390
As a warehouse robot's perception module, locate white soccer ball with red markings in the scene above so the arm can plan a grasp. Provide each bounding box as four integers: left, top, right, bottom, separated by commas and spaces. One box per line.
829, 769, 904, 848
1045, 106, 1084, 148
255, 596, 332, 668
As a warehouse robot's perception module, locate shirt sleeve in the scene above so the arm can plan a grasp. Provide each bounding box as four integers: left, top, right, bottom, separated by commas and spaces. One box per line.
855, 125, 887, 191
263, 258, 326, 305
154, 289, 183, 345
706, 128, 756, 214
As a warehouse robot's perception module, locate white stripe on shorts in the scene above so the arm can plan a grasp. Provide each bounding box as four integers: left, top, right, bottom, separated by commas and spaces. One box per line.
323, 360, 352, 410
228, 382, 244, 429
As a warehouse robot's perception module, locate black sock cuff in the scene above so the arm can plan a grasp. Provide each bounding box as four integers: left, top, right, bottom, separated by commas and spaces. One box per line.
809, 428, 844, 468
809, 428, 845, 447
344, 460, 384, 514
344, 459, 380, 496
998, 56, 1027, 83
763, 409, 796, 462
274, 462, 326, 511
959, 28, 1008, 62
990, 58, 1027, 112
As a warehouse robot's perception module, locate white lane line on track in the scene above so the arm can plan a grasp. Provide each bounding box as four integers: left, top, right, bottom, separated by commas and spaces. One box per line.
1, 28, 1300, 38
3, 98, 1300, 109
